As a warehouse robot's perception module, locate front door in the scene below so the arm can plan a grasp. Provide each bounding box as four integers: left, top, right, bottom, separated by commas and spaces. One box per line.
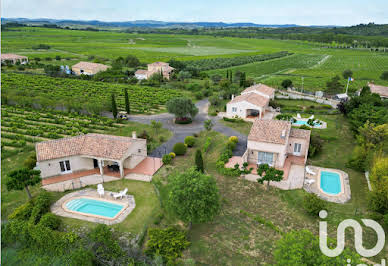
293, 143, 302, 156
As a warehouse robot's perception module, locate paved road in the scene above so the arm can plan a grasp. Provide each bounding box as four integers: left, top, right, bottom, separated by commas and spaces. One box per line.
124, 99, 247, 157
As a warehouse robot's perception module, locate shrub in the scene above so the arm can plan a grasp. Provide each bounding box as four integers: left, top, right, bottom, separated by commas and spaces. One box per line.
309, 135, 324, 157
8, 201, 33, 220
184, 136, 196, 147
162, 154, 172, 165
299, 125, 312, 130
229, 136, 238, 144
38, 213, 61, 230
381, 71, 388, 81
175, 117, 192, 124
159, 136, 165, 142
173, 143, 187, 155
275, 113, 294, 121
29, 191, 52, 224
203, 137, 212, 152
169, 152, 176, 158
145, 227, 190, 263
303, 193, 326, 216
227, 141, 236, 151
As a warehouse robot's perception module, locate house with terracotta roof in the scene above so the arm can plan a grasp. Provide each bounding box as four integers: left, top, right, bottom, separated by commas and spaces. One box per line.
246, 119, 310, 169
135, 62, 175, 80
72, 61, 110, 75
36, 133, 162, 190
1, 53, 28, 64
368, 83, 388, 99
226, 84, 275, 119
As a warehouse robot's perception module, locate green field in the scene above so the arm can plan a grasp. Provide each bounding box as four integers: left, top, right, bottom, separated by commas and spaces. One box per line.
3, 27, 388, 92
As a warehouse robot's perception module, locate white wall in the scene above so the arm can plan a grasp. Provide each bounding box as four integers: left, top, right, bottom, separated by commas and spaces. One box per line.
122, 139, 147, 169
38, 156, 94, 178
247, 140, 288, 168
287, 137, 309, 158
226, 101, 263, 118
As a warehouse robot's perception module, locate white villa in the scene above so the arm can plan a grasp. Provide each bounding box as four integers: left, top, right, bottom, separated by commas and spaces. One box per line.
72, 61, 110, 75
1, 53, 28, 64
226, 84, 275, 119
135, 62, 175, 80
36, 132, 162, 191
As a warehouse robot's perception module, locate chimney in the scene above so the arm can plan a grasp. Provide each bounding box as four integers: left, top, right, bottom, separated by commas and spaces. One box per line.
132, 131, 137, 139
231, 94, 235, 100
281, 129, 286, 138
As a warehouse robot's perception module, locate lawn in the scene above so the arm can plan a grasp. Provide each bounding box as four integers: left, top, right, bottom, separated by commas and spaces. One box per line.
220, 119, 253, 136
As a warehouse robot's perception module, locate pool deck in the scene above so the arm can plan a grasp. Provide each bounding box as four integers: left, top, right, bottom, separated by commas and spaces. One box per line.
293, 118, 327, 129
303, 165, 351, 203
51, 188, 136, 225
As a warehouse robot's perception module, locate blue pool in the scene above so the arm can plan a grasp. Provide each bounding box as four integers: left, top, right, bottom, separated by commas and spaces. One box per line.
320, 171, 341, 195
65, 198, 124, 218
293, 119, 319, 126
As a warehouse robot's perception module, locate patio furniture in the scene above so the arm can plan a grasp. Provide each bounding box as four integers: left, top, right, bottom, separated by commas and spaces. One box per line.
308, 115, 315, 120
97, 184, 104, 197
306, 166, 316, 176
304, 179, 315, 185
297, 113, 302, 119
113, 188, 128, 200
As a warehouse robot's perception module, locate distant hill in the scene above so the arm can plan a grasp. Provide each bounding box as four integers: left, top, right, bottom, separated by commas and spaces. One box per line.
1, 17, 335, 29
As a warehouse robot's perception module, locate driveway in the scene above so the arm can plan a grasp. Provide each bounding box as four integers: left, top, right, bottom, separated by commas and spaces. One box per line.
125, 99, 247, 157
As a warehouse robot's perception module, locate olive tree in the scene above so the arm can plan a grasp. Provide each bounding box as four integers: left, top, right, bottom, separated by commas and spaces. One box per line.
166, 97, 198, 120
257, 164, 284, 190
6, 168, 41, 199
168, 168, 220, 227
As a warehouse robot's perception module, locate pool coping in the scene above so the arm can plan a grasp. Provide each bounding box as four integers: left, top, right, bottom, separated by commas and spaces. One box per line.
292, 118, 327, 129
51, 188, 136, 225
62, 196, 129, 221
303, 166, 351, 204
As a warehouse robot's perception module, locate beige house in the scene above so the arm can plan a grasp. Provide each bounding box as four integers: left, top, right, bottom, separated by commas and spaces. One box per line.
72, 61, 110, 75
245, 119, 310, 169
226, 84, 275, 119
36, 133, 147, 181
1, 53, 28, 64
368, 83, 388, 99
135, 61, 174, 80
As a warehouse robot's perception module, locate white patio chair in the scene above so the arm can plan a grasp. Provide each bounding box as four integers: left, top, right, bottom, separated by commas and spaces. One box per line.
308, 115, 315, 120
297, 113, 302, 119
304, 179, 315, 185
97, 184, 104, 197
113, 188, 128, 200
306, 166, 316, 176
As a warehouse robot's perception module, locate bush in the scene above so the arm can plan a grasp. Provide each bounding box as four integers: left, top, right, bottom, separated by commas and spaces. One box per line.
162, 154, 172, 165
275, 113, 294, 121
303, 193, 326, 216
175, 117, 192, 124
229, 136, 238, 144
203, 137, 212, 152
184, 136, 196, 147
309, 135, 324, 157
29, 191, 51, 224
173, 143, 187, 155
227, 141, 236, 151
299, 125, 312, 130
38, 213, 61, 230
145, 227, 190, 263
169, 152, 176, 158
381, 71, 388, 81
8, 201, 33, 220
159, 136, 165, 142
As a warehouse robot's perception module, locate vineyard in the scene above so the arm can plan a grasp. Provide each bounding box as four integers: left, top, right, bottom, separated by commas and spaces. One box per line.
2, 73, 188, 114
1, 105, 125, 158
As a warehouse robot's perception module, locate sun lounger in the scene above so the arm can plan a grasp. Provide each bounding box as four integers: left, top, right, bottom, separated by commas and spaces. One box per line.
97, 184, 104, 197
306, 166, 316, 176
304, 179, 315, 185
297, 113, 302, 119
113, 188, 128, 199
308, 115, 315, 120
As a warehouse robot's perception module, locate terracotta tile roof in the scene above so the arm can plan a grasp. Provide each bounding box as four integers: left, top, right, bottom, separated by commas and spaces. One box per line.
36, 134, 140, 162
248, 119, 291, 145
369, 83, 388, 98
72, 61, 110, 72
135, 69, 148, 75
242, 83, 275, 96
148, 61, 170, 67
290, 128, 311, 140
229, 92, 269, 107
1, 53, 28, 60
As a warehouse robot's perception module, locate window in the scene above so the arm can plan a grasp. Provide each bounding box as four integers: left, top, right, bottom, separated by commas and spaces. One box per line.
232, 107, 237, 113
294, 143, 302, 154
258, 152, 274, 166
59, 160, 71, 173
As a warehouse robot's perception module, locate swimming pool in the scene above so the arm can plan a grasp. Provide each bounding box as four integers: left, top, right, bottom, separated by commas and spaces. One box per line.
293, 119, 319, 126
65, 197, 125, 218
320, 171, 341, 195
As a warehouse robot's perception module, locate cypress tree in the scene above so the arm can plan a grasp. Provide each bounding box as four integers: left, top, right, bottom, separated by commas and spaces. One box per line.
111, 93, 118, 119
124, 88, 130, 114
195, 149, 204, 173
240, 72, 246, 87
229, 71, 233, 82
226, 70, 229, 79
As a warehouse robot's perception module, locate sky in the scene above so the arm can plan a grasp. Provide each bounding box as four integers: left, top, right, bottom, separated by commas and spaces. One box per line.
2, 0, 388, 26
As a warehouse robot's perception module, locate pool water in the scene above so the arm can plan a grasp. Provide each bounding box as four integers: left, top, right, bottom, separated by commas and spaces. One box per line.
293, 119, 319, 126
320, 171, 341, 195
65, 198, 124, 218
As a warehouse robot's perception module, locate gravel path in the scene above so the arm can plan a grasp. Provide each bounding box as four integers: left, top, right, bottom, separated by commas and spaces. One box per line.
122, 99, 247, 158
